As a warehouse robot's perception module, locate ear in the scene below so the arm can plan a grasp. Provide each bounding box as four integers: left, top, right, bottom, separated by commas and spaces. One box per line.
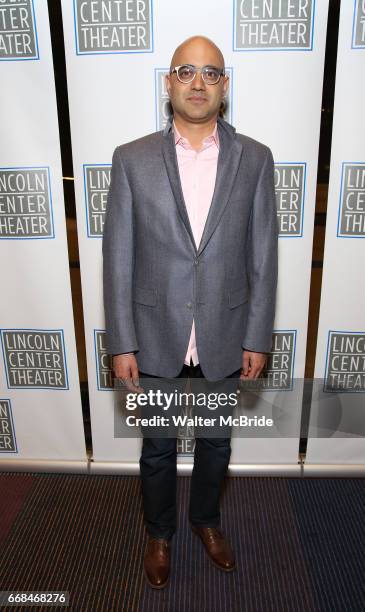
165, 73, 171, 96
222, 74, 229, 97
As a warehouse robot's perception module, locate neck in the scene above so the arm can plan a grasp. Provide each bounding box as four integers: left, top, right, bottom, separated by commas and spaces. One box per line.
172, 115, 218, 151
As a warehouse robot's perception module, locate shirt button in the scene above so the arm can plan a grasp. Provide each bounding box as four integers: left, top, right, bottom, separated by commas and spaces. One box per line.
186, 302, 193, 309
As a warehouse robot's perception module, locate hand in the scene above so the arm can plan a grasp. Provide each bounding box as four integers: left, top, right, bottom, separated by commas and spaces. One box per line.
112, 354, 143, 393
240, 350, 267, 380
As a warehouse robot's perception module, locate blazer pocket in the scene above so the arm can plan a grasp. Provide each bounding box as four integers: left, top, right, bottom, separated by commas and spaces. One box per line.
228, 286, 249, 309
133, 286, 157, 307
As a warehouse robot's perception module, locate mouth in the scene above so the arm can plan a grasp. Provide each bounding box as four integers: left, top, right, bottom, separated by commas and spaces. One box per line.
186, 96, 207, 104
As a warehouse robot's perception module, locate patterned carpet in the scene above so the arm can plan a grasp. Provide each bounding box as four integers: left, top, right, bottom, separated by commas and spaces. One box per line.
0, 473, 364, 611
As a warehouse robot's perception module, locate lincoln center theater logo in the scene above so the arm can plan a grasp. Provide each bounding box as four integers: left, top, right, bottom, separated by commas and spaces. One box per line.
0, 0, 38, 60
275, 163, 306, 236
155, 68, 233, 131
0, 400, 17, 453
84, 164, 110, 237
337, 163, 365, 237
352, 0, 365, 48
177, 404, 195, 456
256, 330, 296, 391
0, 167, 54, 239
74, 0, 153, 54
324, 331, 365, 392
233, 0, 315, 51
95, 330, 113, 390
0, 330, 68, 389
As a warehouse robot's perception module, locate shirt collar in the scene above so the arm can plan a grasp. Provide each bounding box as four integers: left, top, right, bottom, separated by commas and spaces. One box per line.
172, 120, 219, 150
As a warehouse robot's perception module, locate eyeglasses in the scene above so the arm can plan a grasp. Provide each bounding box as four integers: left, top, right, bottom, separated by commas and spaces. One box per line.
170, 64, 225, 85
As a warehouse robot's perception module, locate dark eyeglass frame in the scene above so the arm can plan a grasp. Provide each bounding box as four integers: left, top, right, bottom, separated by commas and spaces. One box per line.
170, 64, 226, 85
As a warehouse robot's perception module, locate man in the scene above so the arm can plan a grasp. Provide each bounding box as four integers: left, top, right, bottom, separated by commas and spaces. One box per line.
102, 36, 278, 588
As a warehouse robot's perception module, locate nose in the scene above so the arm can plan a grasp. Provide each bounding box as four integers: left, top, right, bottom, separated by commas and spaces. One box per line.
192, 69, 205, 90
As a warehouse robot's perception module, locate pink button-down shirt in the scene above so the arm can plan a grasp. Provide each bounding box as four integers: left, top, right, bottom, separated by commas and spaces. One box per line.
173, 121, 220, 366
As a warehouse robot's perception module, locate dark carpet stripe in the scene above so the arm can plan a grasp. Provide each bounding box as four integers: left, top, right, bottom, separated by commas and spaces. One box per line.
0, 475, 364, 611
288, 479, 365, 612
0, 473, 35, 547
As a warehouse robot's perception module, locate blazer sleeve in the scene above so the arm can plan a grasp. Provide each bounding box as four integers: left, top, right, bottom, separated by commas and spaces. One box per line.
102, 146, 138, 355
241, 147, 278, 354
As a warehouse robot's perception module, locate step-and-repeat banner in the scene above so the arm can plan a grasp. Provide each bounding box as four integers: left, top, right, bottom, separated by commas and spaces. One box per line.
306, 0, 365, 468
0, 1, 87, 467
61, 0, 328, 471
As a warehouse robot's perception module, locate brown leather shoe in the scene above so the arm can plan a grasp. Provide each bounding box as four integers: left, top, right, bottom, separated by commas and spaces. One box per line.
191, 526, 235, 571
143, 537, 171, 589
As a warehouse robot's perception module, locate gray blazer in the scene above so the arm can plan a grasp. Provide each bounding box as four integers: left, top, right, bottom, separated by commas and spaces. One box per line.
102, 116, 278, 381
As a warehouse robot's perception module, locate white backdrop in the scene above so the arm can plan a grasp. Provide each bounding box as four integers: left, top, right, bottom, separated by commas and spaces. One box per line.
306, 0, 365, 468
0, 1, 87, 467
61, 0, 328, 471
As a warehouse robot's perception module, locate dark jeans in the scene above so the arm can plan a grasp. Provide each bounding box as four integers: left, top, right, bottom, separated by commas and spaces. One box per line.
139, 362, 241, 540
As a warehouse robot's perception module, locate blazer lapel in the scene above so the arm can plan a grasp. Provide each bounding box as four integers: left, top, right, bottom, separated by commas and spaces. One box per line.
162, 120, 197, 253
197, 117, 243, 256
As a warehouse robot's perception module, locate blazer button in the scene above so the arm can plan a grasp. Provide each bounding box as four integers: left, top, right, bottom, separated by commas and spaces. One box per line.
186, 302, 193, 309
193, 258, 198, 266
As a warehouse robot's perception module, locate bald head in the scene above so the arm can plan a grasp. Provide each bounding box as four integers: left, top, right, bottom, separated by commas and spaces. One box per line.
170, 36, 225, 71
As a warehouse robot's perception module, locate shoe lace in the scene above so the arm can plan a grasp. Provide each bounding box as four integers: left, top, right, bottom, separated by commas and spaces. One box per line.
150, 537, 169, 549
205, 528, 222, 542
